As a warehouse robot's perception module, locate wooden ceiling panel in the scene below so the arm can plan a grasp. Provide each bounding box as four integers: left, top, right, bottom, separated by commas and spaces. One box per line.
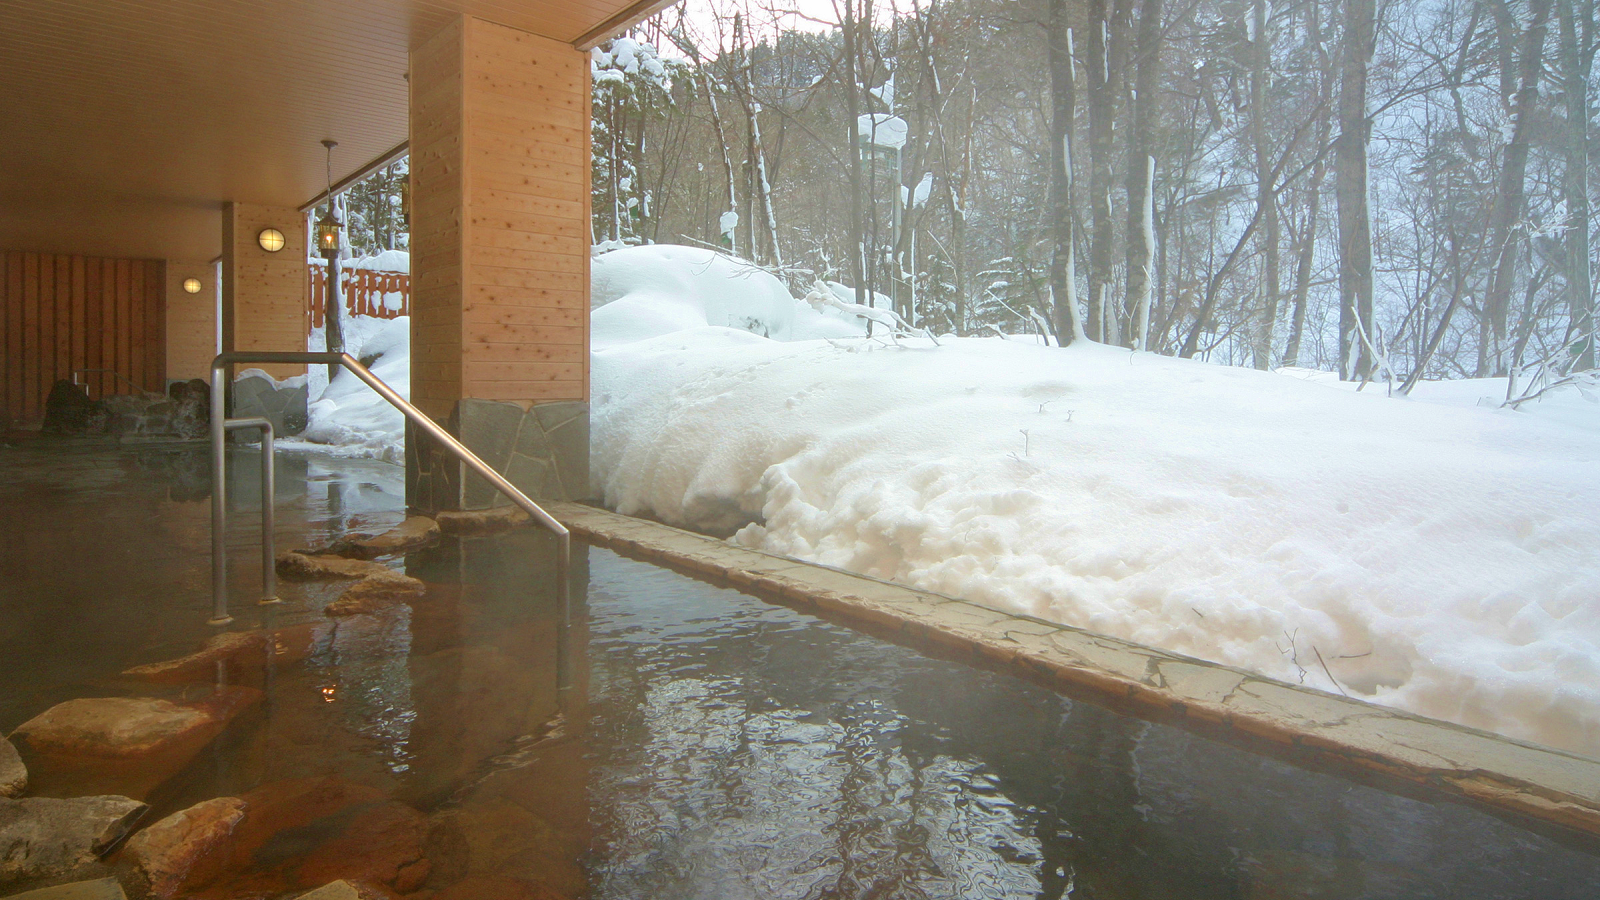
0, 0, 644, 261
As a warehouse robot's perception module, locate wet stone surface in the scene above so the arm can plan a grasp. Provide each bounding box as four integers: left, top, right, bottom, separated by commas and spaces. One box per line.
0, 736, 26, 798
0, 796, 147, 886
121, 796, 246, 898
1, 877, 128, 900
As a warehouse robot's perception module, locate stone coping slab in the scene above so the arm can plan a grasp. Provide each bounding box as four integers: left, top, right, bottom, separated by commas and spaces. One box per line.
545, 501, 1600, 842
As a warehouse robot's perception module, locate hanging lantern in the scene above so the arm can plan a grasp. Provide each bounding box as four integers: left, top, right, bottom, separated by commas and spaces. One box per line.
314, 207, 342, 256
315, 139, 342, 258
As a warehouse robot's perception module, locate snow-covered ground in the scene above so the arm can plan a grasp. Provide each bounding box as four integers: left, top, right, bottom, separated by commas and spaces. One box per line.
278, 315, 410, 463
282, 243, 1600, 758
590, 246, 1600, 758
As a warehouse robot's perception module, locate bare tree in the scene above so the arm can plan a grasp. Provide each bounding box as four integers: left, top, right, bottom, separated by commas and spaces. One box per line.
1124, 0, 1163, 350
1481, 0, 1554, 375
1558, 0, 1596, 370
1048, 0, 1086, 344
1335, 0, 1376, 381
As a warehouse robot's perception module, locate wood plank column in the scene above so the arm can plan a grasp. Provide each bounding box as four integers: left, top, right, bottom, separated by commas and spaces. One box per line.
407, 15, 591, 513
221, 202, 308, 379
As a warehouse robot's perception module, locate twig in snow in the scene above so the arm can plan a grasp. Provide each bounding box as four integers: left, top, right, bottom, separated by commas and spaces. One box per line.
1277, 629, 1307, 684
1312, 645, 1348, 697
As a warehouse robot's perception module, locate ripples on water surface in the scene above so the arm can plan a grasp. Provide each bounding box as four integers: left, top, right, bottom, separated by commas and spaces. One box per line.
575, 550, 1600, 900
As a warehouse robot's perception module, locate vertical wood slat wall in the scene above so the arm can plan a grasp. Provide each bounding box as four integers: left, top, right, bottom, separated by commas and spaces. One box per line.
1, 250, 166, 425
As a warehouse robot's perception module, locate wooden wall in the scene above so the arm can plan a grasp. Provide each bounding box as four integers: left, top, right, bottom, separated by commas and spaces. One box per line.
410, 15, 589, 420
1, 250, 166, 425
166, 260, 217, 381
222, 202, 308, 379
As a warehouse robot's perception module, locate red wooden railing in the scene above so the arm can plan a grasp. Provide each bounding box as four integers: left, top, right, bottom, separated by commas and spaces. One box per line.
308, 265, 410, 328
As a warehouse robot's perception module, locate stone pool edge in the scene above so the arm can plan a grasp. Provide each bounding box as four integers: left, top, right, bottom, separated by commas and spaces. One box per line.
544, 501, 1600, 841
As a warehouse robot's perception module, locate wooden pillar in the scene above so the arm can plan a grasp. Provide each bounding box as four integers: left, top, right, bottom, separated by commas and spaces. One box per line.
221, 202, 307, 379
165, 260, 217, 382
407, 15, 591, 512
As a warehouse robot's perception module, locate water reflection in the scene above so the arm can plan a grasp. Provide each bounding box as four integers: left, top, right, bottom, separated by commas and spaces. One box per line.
576, 549, 1600, 900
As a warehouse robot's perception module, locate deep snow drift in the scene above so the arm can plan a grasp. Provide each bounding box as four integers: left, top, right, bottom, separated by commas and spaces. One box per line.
280, 315, 411, 463
590, 246, 1600, 757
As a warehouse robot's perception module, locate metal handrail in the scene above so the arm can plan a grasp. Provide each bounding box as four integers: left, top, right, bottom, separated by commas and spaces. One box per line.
209, 350, 571, 625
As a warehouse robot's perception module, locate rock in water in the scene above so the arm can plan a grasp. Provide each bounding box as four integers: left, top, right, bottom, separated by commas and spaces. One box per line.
0, 735, 26, 797
434, 506, 531, 534
12, 692, 258, 759
11, 690, 262, 799
1, 877, 128, 899
0, 796, 146, 885
122, 796, 246, 898
327, 517, 441, 559
41, 381, 108, 434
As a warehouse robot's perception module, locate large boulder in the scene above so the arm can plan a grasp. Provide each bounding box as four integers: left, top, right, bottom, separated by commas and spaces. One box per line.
12, 691, 258, 760
0, 735, 25, 798
167, 379, 210, 440
0, 796, 146, 886
11, 689, 261, 799
40, 381, 107, 435
122, 797, 246, 898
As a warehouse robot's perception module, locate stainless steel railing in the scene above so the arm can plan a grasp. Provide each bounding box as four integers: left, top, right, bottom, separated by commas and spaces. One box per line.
209, 351, 571, 625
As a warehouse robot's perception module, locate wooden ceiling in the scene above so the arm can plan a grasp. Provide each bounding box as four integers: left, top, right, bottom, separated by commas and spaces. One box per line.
0, 0, 666, 262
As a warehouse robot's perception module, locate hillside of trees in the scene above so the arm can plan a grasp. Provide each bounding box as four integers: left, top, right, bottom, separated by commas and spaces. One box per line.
590, 0, 1598, 394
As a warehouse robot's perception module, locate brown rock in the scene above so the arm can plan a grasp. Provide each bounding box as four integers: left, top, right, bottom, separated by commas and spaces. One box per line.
12, 689, 262, 800
0, 795, 147, 885
199, 777, 429, 897
0, 735, 25, 797
12, 689, 261, 760
121, 626, 320, 684
323, 572, 427, 618
331, 517, 441, 559
123, 796, 246, 898
15, 699, 207, 760
120, 631, 265, 683
277, 552, 395, 581
434, 506, 530, 535
1, 877, 128, 899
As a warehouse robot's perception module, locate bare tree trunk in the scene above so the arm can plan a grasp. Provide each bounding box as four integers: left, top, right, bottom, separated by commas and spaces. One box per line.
1284, 152, 1324, 367
1335, 0, 1375, 381
702, 68, 739, 256
841, 0, 869, 307
1124, 0, 1162, 350
1559, 0, 1595, 369
1086, 0, 1125, 341
1249, 0, 1281, 369
1049, 4, 1087, 344
1483, 0, 1554, 375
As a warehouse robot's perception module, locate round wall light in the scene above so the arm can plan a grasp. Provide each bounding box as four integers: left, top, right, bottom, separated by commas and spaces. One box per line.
257, 227, 286, 252
182, 277, 203, 294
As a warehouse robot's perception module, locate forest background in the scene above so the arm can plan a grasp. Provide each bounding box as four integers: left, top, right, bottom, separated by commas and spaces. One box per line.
337, 0, 1599, 393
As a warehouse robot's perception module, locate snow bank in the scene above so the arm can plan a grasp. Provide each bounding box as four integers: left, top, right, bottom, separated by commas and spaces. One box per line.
281, 315, 410, 462
594, 294, 1600, 756
592, 245, 800, 347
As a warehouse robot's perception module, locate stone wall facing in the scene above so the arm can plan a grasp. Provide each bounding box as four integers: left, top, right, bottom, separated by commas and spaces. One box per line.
407, 399, 588, 514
